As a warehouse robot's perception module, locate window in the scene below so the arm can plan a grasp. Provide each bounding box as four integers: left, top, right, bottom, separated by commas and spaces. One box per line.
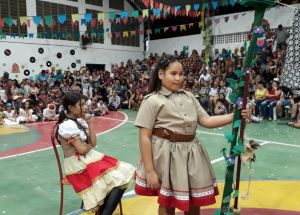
0, 0, 27, 36
85, 0, 102, 6
86, 9, 104, 44
111, 16, 140, 47
36, 0, 79, 41
109, 0, 124, 10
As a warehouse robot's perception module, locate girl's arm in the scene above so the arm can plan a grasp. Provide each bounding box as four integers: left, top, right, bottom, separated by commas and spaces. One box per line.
85, 116, 97, 147
67, 136, 94, 155
199, 113, 233, 128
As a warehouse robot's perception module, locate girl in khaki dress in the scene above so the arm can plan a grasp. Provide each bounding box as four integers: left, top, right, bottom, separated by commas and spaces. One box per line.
135, 55, 247, 215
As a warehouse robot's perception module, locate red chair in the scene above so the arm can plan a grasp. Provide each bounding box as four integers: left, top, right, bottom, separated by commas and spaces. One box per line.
51, 127, 123, 215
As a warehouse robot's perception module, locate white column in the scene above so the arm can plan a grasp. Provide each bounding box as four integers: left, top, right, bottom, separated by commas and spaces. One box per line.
26, 0, 37, 35
78, 0, 86, 34
103, 0, 111, 47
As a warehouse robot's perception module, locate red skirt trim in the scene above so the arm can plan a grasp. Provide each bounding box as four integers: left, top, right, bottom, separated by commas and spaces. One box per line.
135, 172, 219, 212
66, 155, 119, 193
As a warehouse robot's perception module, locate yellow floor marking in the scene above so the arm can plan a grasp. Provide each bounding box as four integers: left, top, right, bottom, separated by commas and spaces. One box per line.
0, 125, 30, 135
112, 181, 300, 215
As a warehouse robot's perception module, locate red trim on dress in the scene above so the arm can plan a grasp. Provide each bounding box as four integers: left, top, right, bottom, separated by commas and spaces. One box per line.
66, 155, 119, 193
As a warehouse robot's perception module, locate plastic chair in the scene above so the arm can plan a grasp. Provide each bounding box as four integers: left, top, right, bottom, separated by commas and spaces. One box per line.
51, 127, 123, 215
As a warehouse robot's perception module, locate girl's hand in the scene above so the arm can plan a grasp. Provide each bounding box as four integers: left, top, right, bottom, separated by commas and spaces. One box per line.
84, 113, 93, 125
146, 170, 160, 190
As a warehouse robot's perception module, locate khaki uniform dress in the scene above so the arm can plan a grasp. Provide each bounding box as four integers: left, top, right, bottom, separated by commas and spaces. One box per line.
135, 87, 219, 212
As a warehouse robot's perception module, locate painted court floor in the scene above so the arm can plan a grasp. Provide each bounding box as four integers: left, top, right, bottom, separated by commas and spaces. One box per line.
0, 110, 300, 215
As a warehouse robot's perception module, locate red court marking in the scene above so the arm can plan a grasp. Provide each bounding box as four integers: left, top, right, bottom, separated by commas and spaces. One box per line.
177, 208, 300, 215
0, 112, 126, 159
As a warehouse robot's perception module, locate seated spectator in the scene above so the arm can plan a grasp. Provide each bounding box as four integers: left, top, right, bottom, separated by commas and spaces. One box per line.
0, 101, 4, 125
255, 81, 267, 117
4, 103, 16, 121
214, 99, 227, 115
98, 100, 109, 115
43, 103, 59, 121
276, 85, 294, 118
108, 91, 121, 111
17, 100, 38, 123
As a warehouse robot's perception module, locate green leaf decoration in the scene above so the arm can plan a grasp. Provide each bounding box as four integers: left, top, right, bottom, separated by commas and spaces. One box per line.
234, 70, 244, 78
238, 137, 243, 145
222, 195, 231, 203
232, 145, 245, 155
224, 131, 235, 142
250, 56, 259, 67
232, 190, 239, 198
214, 209, 221, 215
230, 84, 237, 91
233, 120, 241, 128
229, 93, 238, 103
238, 81, 245, 87
226, 78, 237, 85
225, 212, 232, 215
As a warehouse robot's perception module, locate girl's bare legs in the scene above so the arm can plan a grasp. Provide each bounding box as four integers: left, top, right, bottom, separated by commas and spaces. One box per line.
158, 206, 175, 215
184, 205, 200, 215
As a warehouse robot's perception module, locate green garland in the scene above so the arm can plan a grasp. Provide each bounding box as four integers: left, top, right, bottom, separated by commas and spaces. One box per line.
216, 0, 276, 214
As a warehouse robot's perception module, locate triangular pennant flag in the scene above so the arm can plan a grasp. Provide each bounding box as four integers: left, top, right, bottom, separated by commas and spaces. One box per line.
225, 16, 230, 22
0, 18, 4, 27
230, 0, 236, 6
29, 33, 34, 38
146, 29, 152, 35
143, 9, 149, 18
189, 23, 194, 28
44, 16, 53, 27
222, 0, 228, 7
40, 19, 44, 27
115, 17, 121, 23
123, 31, 129, 37
143, 0, 149, 8
150, 14, 155, 22
19, 33, 25, 39
12, 19, 17, 26
203, 2, 209, 9
130, 31, 136, 36
132, 10, 139, 19
109, 12, 116, 20
115, 32, 121, 38
212, 1, 218, 10
180, 25, 186, 31
154, 28, 161, 34
170, 7, 175, 15
4, 17, 13, 26
91, 32, 97, 38
84, 13, 92, 23
194, 3, 200, 11
33, 16, 41, 26
153, 8, 161, 17
71, 14, 80, 22
120, 11, 128, 19
164, 27, 169, 32
233, 14, 239, 20
171, 26, 177, 32
19, 16, 28, 26
186, 5, 191, 15
138, 15, 143, 23
10, 33, 16, 38
0, 34, 7, 39
154, 2, 159, 9
58, 15, 66, 24
98, 13, 104, 23
181, 9, 186, 16
122, 17, 128, 24
159, 3, 163, 10
174, 6, 181, 14
81, 19, 87, 25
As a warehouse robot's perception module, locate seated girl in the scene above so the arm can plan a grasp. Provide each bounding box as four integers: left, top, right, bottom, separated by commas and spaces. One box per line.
16, 100, 38, 123
56, 92, 135, 214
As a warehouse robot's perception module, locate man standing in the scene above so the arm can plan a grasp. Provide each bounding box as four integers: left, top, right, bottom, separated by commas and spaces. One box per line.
274, 24, 289, 50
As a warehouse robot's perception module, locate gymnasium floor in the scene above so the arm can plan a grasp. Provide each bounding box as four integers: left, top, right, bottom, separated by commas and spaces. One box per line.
0, 110, 300, 215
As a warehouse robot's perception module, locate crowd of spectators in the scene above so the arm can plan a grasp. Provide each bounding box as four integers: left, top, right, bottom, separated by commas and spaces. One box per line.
0, 24, 299, 127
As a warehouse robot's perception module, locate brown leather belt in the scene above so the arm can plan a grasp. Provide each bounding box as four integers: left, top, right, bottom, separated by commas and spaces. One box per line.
152, 128, 195, 142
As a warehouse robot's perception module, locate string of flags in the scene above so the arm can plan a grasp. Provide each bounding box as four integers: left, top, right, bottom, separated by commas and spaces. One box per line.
0, 21, 205, 40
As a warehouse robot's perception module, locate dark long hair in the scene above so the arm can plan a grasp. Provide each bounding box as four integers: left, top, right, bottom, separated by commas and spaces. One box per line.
55, 92, 89, 144
148, 55, 179, 93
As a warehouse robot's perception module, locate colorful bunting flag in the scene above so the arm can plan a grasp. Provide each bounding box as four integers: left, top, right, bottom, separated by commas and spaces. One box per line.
57, 14, 66, 24
180, 25, 186, 31
212, 1, 219, 10
122, 17, 128, 24
143, 9, 149, 18
132, 10, 139, 19
33, 16, 41, 25
120, 11, 128, 19
4, 17, 13, 26
130, 31, 136, 36
44, 16, 53, 27
97, 13, 104, 23
185, 5, 191, 15
230, 0, 236, 6
19, 16, 28, 26
154, 28, 160, 34
171, 26, 177, 32
123, 31, 129, 37
84, 13, 92, 23
115, 32, 121, 38
194, 3, 200, 11
222, 0, 228, 7
164, 27, 169, 32
0, 18, 5, 27
71, 14, 80, 23
138, 15, 143, 23
12, 19, 17, 26
225, 16, 230, 22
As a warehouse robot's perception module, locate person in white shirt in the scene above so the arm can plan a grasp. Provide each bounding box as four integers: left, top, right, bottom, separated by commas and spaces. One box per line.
4, 103, 16, 121
43, 103, 59, 121
108, 91, 121, 111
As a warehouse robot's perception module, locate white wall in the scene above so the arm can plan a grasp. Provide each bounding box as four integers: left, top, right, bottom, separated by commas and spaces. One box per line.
0, 0, 144, 80
147, 4, 299, 56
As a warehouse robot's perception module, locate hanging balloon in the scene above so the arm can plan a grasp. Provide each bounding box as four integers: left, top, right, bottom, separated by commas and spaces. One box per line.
30, 57, 36, 63
70, 49, 75, 55
71, 62, 76, 68
24, 70, 30, 76
38, 47, 44, 54
4, 49, 11, 56
57, 52, 62, 59
46, 61, 52, 67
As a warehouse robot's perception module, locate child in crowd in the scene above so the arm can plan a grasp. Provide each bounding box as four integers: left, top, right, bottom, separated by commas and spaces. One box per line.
3, 103, 16, 121
214, 99, 227, 115
16, 100, 38, 123
43, 103, 59, 121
